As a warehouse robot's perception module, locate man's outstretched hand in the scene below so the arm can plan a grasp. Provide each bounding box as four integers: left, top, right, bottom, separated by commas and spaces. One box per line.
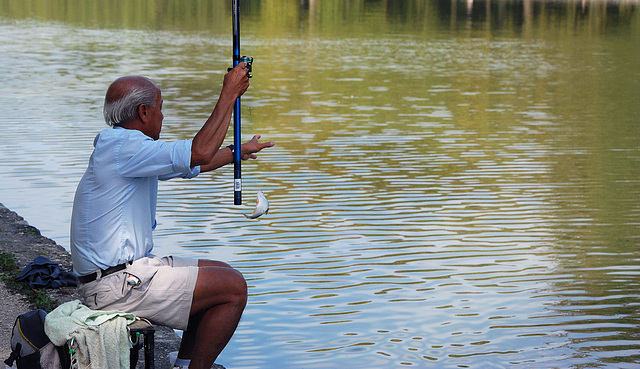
240, 135, 275, 160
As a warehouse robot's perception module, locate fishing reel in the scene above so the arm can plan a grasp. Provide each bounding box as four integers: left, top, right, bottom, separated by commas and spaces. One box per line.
229, 56, 253, 78
239, 56, 253, 78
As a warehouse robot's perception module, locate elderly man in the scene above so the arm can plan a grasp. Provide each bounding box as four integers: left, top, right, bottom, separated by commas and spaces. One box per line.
70, 63, 273, 369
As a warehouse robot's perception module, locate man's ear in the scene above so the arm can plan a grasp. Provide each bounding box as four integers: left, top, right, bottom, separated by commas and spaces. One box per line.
138, 104, 149, 123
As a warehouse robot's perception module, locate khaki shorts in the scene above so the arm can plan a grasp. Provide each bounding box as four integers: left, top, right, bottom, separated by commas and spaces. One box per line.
77, 255, 199, 330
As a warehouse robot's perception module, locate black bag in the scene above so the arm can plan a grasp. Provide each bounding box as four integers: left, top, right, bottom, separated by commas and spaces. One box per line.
4, 309, 71, 369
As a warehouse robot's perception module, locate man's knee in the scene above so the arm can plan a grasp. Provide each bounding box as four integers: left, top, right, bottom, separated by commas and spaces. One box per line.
229, 268, 248, 307
192, 265, 247, 311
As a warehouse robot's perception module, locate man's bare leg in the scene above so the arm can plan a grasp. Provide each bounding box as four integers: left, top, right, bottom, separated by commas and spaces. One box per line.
177, 260, 247, 369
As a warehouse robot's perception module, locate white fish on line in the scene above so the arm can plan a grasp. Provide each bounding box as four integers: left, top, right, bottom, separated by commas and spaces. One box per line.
244, 190, 269, 219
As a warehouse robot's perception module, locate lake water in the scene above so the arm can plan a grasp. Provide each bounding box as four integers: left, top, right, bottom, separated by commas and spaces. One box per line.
1, 0, 639, 367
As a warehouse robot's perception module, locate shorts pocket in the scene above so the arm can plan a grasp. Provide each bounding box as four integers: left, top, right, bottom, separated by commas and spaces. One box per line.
87, 272, 130, 308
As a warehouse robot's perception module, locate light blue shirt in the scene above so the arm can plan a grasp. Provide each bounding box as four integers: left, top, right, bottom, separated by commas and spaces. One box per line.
70, 127, 200, 275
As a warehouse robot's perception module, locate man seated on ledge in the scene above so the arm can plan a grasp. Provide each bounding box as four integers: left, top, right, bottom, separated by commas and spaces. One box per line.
70, 63, 274, 369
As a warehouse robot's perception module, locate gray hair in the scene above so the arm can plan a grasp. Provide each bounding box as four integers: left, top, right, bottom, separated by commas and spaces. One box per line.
103, 79, 158, 127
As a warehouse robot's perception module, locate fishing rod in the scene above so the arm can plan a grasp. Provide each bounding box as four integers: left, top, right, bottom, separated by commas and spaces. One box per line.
231, 0, 252, 205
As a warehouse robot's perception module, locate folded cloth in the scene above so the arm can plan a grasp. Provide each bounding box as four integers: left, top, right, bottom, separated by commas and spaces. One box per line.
44, 300, 137, 369
15, 255, 78, 289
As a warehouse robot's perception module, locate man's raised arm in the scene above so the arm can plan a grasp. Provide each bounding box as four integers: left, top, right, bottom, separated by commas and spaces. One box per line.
190, 63, 249, 168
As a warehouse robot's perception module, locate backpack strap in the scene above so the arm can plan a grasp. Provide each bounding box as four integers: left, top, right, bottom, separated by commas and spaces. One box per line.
4, 341, 22, 367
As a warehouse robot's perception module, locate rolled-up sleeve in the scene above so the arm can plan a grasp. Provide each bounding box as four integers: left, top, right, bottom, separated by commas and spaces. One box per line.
116, 131, 200, 180
163, 139, 200, 180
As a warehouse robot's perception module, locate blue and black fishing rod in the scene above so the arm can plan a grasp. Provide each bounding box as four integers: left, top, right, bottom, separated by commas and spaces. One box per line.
231, 0, 252, 205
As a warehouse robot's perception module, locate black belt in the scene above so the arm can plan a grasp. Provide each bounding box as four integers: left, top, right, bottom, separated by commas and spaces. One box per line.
78, 262, 130, 284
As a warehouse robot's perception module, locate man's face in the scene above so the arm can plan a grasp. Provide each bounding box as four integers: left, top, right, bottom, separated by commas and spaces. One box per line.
147, 90, 164, 140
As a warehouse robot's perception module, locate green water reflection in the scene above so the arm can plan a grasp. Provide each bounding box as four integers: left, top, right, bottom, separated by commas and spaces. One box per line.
3, 0, 639, 35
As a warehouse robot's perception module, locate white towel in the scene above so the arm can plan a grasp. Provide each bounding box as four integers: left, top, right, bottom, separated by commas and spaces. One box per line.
44, 300, 137, 369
